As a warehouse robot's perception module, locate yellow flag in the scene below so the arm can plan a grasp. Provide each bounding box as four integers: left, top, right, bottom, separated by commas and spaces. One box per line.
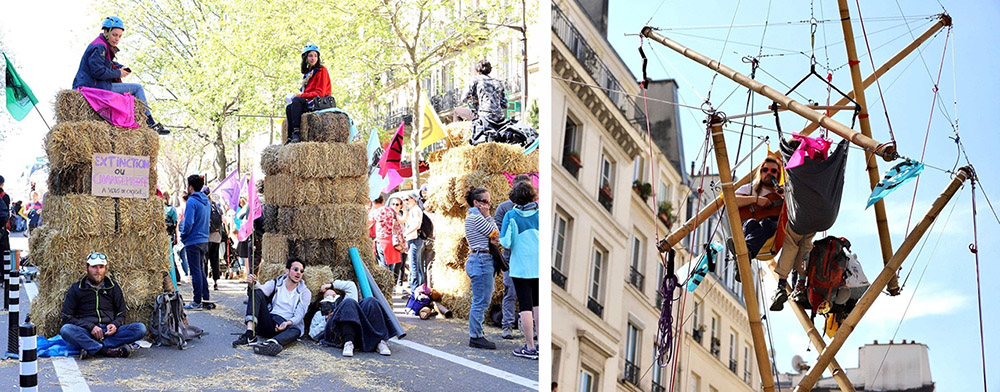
419, 93, 446, 150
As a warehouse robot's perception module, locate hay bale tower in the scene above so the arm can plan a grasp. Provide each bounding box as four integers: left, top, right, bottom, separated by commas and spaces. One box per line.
424, 121, 538, 318
29, 90, 169, 337
260, 111, 393, 300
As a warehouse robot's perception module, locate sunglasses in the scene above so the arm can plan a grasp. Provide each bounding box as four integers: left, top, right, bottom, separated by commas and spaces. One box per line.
760, 167, 779, 174
87, 253, 107, 260
290, 267, 304, 273
477, 199, 491, 204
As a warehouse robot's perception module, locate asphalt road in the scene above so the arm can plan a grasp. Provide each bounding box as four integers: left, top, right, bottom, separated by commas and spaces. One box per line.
0, 232, 539, 391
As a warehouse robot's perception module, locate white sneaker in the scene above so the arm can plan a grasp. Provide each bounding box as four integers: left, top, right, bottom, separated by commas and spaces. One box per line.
343, 341, 354, 357
377, 340, 391, 356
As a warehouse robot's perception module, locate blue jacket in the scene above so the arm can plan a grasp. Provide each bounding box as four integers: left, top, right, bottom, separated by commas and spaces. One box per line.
499, 202, 539, 279
180, 191, 210, 246
72, 35, 123, 91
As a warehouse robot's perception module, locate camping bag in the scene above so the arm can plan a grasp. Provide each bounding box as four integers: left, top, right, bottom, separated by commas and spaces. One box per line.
311, 96, 337, 110
150, 291, 204, 349
805, 236, 851, 315
779, 138, 849, 234
418, 213, 434, 240
209, 203, 223, 233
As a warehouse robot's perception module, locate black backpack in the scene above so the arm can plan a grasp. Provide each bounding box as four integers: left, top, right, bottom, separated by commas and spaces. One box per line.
150, 291, 204, 349
0, 191, 9, 230
209, 203, 223, 233
418, 212, 434, 240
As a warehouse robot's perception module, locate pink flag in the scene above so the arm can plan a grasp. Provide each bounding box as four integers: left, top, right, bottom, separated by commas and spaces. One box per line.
237, 172, 262, 242
382, 169, 405, 194
76, 86, 140, 129
378, 123, 405, 177
504, 172, 540, 189
214, 169, 242, 211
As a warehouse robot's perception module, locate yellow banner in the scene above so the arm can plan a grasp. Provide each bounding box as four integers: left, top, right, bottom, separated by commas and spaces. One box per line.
419, 93, 446, 150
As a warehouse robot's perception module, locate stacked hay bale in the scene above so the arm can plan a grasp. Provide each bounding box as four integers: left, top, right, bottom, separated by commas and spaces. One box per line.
29, 90, 168, 337
260, 112, 393, 300
424, 122, 538, 318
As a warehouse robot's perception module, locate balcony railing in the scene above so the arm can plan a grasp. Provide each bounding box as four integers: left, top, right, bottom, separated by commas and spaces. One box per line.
587, 296, 604, 318
552, 4, 647, 129
598, 187, 613, 212
552, 267, 567, 289
622, 360, 639, 385
652, 381, 666, 392
430, 88, 466, 113
375, 108, 413, 130
711, 337, 721, 357
729, 359, 738, 373
692, 328, 703, 344
628, 266, 644, 292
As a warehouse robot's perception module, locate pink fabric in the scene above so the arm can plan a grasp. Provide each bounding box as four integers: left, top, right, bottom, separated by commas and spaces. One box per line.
76, 86, 139, 128
786, 134, 832, 170
237, 172, 262, 242
504, 172, 540, 188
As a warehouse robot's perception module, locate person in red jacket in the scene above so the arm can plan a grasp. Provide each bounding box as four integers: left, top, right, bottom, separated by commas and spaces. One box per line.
285, 44, 332, 143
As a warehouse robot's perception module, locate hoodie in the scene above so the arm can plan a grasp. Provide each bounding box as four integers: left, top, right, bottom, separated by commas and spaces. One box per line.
499, 202, 539, 279
179, 191, 210, 246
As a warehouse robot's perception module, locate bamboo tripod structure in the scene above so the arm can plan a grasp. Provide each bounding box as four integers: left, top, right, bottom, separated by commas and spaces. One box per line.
643, 8, 962, 392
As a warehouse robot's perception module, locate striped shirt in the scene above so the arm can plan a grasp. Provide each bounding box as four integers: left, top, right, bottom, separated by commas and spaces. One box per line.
465, 207, 499, 252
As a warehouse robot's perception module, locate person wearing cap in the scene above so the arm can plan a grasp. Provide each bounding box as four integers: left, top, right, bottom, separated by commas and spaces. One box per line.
72, 16, 170, 135
60, 252, 148, 359
284, 44, 332, 144
401, 192, 424, 295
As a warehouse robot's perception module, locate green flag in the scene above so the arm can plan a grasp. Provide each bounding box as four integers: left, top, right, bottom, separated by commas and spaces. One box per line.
4, 52, 38, 121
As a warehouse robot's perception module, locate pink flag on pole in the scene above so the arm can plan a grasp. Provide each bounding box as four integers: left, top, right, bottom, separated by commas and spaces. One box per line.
237, 172, 262, 242
378, 123, 405, 177
215, 169, 242, 211
382, 169, 405, 194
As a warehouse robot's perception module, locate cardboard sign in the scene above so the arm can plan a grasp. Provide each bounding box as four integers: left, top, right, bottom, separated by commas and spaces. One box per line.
91, 153, 150, 198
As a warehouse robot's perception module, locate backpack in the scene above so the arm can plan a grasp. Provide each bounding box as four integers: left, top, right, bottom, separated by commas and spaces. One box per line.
209, 203, 223, 233
805, 236, 851, 316
0, 191, 9, 231
150, 291, 204, 349
418, 212, 434, 240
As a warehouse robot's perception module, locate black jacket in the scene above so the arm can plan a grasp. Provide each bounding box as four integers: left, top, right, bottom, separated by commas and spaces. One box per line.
61, 276, 127, 330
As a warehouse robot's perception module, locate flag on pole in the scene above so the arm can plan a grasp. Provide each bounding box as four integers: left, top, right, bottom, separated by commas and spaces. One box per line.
419, 93, 446, 150
238, 172, 262, 242
382, 169, 404, 194
215, 169, 243, 211
378, 123, 405, 177
3, 52, 38, 121
366, 129, 386, 200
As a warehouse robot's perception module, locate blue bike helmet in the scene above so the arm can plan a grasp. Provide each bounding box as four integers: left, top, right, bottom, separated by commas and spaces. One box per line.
101, 16, 125, 30
302, 44, 319, 55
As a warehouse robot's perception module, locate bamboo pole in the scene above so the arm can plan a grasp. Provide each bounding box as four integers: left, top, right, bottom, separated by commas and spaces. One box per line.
640, 27, 897, 161
794, 166, 972, 391
766, 266, 857, 392
799, 14, 951, 137
727, 105, 858, 121
658, 172, 752, 253
836, 0, 898, 294
707, 115, 775, 392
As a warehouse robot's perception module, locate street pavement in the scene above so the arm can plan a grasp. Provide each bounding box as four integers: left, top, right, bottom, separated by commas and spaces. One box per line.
0, 232, 539, 391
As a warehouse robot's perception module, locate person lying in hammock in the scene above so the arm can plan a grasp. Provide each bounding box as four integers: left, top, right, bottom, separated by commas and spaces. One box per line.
728, 156, 785, 283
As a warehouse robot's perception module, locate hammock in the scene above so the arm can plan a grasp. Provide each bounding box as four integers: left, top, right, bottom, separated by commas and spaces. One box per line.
779, 137, 849, 234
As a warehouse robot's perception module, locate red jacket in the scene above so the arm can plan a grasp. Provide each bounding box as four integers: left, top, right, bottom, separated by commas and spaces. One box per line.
299, 66, 331, 100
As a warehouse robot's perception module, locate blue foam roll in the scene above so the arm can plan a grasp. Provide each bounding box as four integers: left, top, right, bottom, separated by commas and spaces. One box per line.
348, 248, 374, 298
363, 262, 407, 339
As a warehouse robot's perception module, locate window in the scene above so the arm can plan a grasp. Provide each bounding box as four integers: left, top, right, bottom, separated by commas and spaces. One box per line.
624, 323, 640, 385
561, 114, 580, 177
633, 157, 644, 183
553, 345, 563, 385
587, 244, 607, 317
655, 261, 665, 307
744, 345, 751, 383
689, 373, 700, 392
691, 301, 703, 344
710, 315, 720, 358
579, 367, 598, 392
552, 209, 571, 289
729, 332, 737, 373
658, 181, 671, 205
598, 153, 615, 212
628, 235, 644, 291
652, 344, 665, 392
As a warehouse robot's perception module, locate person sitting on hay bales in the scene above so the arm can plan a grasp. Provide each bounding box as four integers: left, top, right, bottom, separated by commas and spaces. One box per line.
71, 16, 170, 135
232, 257, 311, 356
500, 181, 540, 360
180, 174, 211, 310
284, 44, 332, 144
60, 252, 148, 359
464, 187, 500, 350
462, 59, 507, 143
316, 280, 393, 357
493, 174, 532, 340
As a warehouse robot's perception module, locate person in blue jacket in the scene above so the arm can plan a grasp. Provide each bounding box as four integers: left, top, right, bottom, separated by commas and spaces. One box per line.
499, 181, 539, 360
179, 174, 211, 310
72, 16, 170, 135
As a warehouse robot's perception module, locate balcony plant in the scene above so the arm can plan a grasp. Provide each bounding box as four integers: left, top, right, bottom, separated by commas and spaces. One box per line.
566, 151, 582, 169
632, 180, 652, 202
657, 201, 675, 227
599, 182, 614, 201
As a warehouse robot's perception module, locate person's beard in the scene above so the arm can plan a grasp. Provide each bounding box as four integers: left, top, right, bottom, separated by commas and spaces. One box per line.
87, 272, 104, 286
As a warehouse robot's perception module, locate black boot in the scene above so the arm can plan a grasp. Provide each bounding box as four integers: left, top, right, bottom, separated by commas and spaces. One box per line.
287, 128, 302, 144
770, 281, 789, 312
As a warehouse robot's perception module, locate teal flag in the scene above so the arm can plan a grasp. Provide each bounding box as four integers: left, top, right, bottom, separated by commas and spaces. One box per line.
867, 159, 925, 209
3, 52, 38, 121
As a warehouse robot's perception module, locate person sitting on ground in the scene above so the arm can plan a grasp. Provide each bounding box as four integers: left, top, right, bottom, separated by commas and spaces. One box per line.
72, 16, 170, 135
318, 280, 393, 357
60, 252, 148, 359
462, 59, 507, 139
284, 44, 332, 144
493, 174, 532, 340
500, 181, 540, 360
232, 257, 311, 356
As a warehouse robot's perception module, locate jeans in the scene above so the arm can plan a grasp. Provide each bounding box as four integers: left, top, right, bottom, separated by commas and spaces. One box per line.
110, 83, 152, 123
245, 289, 300, 347
60, 323, 147, 355
466, 253, 495, 338
285, 96, 310, 131
178, 244, 189, 276
375, 244, 388, 270
501, 270, 516, 329
743, 217, 777, 259
407, 238, 424, 293
186, 243, 209, 304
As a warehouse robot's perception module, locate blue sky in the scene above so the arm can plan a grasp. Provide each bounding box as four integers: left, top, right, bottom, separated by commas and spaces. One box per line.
604, 0, 998, 390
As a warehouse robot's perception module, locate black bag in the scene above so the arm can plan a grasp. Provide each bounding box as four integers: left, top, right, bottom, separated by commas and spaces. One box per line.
489, 243, 508, 275
311, 96, 337, 110
209, 203, 223, 233
418, 213, 434, 240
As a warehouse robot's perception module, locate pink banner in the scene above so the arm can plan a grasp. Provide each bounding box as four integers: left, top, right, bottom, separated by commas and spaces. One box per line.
237, 172, 261, 242
382, 169, 404, 194
378, 123, 405, 177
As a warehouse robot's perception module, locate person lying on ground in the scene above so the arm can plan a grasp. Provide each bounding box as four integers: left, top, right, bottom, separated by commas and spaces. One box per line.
60, 252, 147, 359
319, 280, 393, 357
232, 258, 311, 356
72, 16, 170, 135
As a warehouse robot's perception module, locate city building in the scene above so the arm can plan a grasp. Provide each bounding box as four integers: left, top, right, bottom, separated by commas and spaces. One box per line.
777, 341, 935, 392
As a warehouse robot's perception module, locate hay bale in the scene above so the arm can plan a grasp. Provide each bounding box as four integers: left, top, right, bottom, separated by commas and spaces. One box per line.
444, 121, 471, 147
333, 236, 375, 268
263, 174, 368, 207
262, 204, 279, 233
280, 119, 288, 144
109, 126, 159, 158
47, 164, 92, 195
274, 142, 366, 178
54, 89, 147, 126
261, 145, 283, 176
262, 233, 289, 265
117, 196, 166, 238
288, 238, 338, 266
45, 121, 113, 170
301, 112, 351, 143
274, 204, 366, 240
431, 216, 469, 269
438, 142, 536, 175
40, 194, 115, 237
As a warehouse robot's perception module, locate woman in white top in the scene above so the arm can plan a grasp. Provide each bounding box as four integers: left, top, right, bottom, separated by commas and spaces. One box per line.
402, 192, 424, 295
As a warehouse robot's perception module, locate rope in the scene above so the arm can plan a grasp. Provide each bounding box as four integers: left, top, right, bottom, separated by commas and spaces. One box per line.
969, 170, 989, 391
655, 250, 679, 365
854, 0, 899, 147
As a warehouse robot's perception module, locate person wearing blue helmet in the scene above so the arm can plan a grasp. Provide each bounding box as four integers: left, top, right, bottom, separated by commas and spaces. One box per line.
72, 16, 170, 135
284, 44, 332, 143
